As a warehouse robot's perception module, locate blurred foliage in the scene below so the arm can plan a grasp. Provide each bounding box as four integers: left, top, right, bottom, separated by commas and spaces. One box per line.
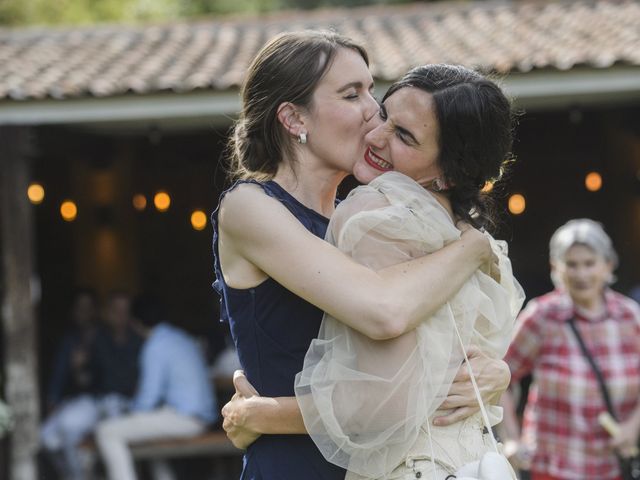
0, 0, 412, 26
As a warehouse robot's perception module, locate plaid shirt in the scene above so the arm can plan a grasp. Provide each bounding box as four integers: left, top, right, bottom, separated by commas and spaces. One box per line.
505, 288, 640, 480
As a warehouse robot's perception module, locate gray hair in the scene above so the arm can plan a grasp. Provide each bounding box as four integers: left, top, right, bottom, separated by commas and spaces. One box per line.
549, 218, 618, 287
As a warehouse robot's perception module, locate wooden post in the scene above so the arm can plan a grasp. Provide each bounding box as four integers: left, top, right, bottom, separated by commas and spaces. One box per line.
0, 126, 40, 480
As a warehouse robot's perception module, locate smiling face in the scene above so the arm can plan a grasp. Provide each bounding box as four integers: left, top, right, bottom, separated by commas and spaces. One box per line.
554, 244, 613, 307
352, 87, 442, 185
300, 47, 379, 174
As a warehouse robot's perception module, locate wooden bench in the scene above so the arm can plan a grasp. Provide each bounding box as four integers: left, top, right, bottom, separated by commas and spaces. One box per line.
80, 430, 241, 459
79, 429, 243, 478
129, 430, 241, 460
131, 430, 244, 478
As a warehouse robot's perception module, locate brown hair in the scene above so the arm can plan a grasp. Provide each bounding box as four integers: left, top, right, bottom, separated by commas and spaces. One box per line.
227, 30, 369, 181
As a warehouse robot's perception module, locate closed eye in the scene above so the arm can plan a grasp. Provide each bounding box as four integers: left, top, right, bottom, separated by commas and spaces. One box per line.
379, 105, 417, 145
396, 126, 418, 145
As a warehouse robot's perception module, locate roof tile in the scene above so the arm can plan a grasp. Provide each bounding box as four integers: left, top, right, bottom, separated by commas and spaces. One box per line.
1, 0, 639, 101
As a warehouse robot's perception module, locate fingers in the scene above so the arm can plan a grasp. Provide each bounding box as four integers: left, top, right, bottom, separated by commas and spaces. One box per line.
610, 437, 640, 457
451, 370, 470, 384
465, 345, 482, 358
221, 396, 233, 420
612, 442, 637, 458
233, 370, 259, 397
621, 447, 640, 458
439, 392, 473, 410
227, 430, 249, 450
221, 393, 245, 427
222, 416, 233, 433
433, 406, 477, 426
221, 399, 237, 426
452, 362, 471, 382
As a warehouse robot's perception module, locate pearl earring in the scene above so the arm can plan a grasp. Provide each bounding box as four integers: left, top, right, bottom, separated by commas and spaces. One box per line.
298, 132, 307, 144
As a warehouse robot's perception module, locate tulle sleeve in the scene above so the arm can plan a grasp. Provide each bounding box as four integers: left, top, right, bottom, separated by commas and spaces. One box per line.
294, 172, 524, 478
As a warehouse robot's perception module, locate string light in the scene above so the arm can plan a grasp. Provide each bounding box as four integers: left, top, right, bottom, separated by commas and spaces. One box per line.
132, 194, 147, 211
190, 210, 207, 231
154, 191, 171, 212
585, 172, 602, 192
27, 183, 45, 204
60, 200, 78, 221
481, 182, 494, 193
508, 194, 526, 215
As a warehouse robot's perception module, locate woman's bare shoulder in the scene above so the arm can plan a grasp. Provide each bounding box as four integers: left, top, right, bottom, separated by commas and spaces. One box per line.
219, 182, 285, 235
219, 182, 267, 214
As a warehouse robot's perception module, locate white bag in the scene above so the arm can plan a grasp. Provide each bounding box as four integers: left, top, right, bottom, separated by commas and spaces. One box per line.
455, 451, 516, 479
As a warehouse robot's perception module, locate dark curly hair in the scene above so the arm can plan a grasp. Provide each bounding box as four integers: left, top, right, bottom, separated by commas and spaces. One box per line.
227, 30, 369, 181
382, 64, 515, 231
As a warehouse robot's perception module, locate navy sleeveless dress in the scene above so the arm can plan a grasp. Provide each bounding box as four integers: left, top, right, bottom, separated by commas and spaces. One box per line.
212, 180, 346, 480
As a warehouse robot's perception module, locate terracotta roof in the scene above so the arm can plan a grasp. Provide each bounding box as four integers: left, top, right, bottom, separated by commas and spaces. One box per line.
1, 0, 639, 101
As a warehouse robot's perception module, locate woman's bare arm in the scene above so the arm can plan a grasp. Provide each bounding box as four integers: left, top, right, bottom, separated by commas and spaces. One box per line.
219, 185, 491, 340
222, 351, 510, 449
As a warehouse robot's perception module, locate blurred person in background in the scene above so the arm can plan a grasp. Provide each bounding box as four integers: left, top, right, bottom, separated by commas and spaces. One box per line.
95, 294, 217, 480
89, 291, 143, 408
501, 219, 640, 480
40, 290, 143, 480
40, 288, 98, 478
43, 288, 98, 413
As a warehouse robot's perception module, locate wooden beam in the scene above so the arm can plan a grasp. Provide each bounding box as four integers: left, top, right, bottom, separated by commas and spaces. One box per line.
0, 126, 39, 480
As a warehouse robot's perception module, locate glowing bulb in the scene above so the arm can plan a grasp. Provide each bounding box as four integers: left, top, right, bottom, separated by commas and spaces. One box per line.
481, 182, 494, 193
508, 194, 526, 215
132, 194, 147, 211
191, 210, 207, 231
27, 183, 45, 204
154, 191, 171, 212
60, 200, 78, 221
585, 172, 602, 192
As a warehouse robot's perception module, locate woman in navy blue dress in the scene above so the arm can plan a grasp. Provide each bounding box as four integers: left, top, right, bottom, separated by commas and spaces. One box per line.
213, 31, 511, 480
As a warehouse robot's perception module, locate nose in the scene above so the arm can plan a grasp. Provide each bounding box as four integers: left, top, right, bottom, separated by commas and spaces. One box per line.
568, 265, 589, 283
365, 121, 387, 150
363, 91, 379, 122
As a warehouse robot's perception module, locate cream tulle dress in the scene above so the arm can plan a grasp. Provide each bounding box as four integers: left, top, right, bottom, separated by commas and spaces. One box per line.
294, 172, 525, 479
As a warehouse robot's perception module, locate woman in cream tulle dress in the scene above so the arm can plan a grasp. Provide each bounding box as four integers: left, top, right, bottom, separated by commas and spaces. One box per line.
295, 65, 525, 480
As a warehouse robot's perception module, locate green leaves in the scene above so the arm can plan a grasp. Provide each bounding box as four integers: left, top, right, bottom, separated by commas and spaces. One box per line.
0, 0, 416, 27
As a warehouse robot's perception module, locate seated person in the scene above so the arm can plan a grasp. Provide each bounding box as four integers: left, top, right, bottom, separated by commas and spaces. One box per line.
95, 294, 217, 480
41, 290, 142, 480
44, 288, 98, 413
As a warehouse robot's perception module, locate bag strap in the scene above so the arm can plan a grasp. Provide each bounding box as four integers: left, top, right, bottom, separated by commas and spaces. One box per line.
567, 317, 618, 420
448, 305, 518, 480
448, 304, 500, 453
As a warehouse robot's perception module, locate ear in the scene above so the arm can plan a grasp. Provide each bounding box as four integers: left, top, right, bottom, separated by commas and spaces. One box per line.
549, 260, 562, 288
604, 260, 615, 281
276, 102, 306, 137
